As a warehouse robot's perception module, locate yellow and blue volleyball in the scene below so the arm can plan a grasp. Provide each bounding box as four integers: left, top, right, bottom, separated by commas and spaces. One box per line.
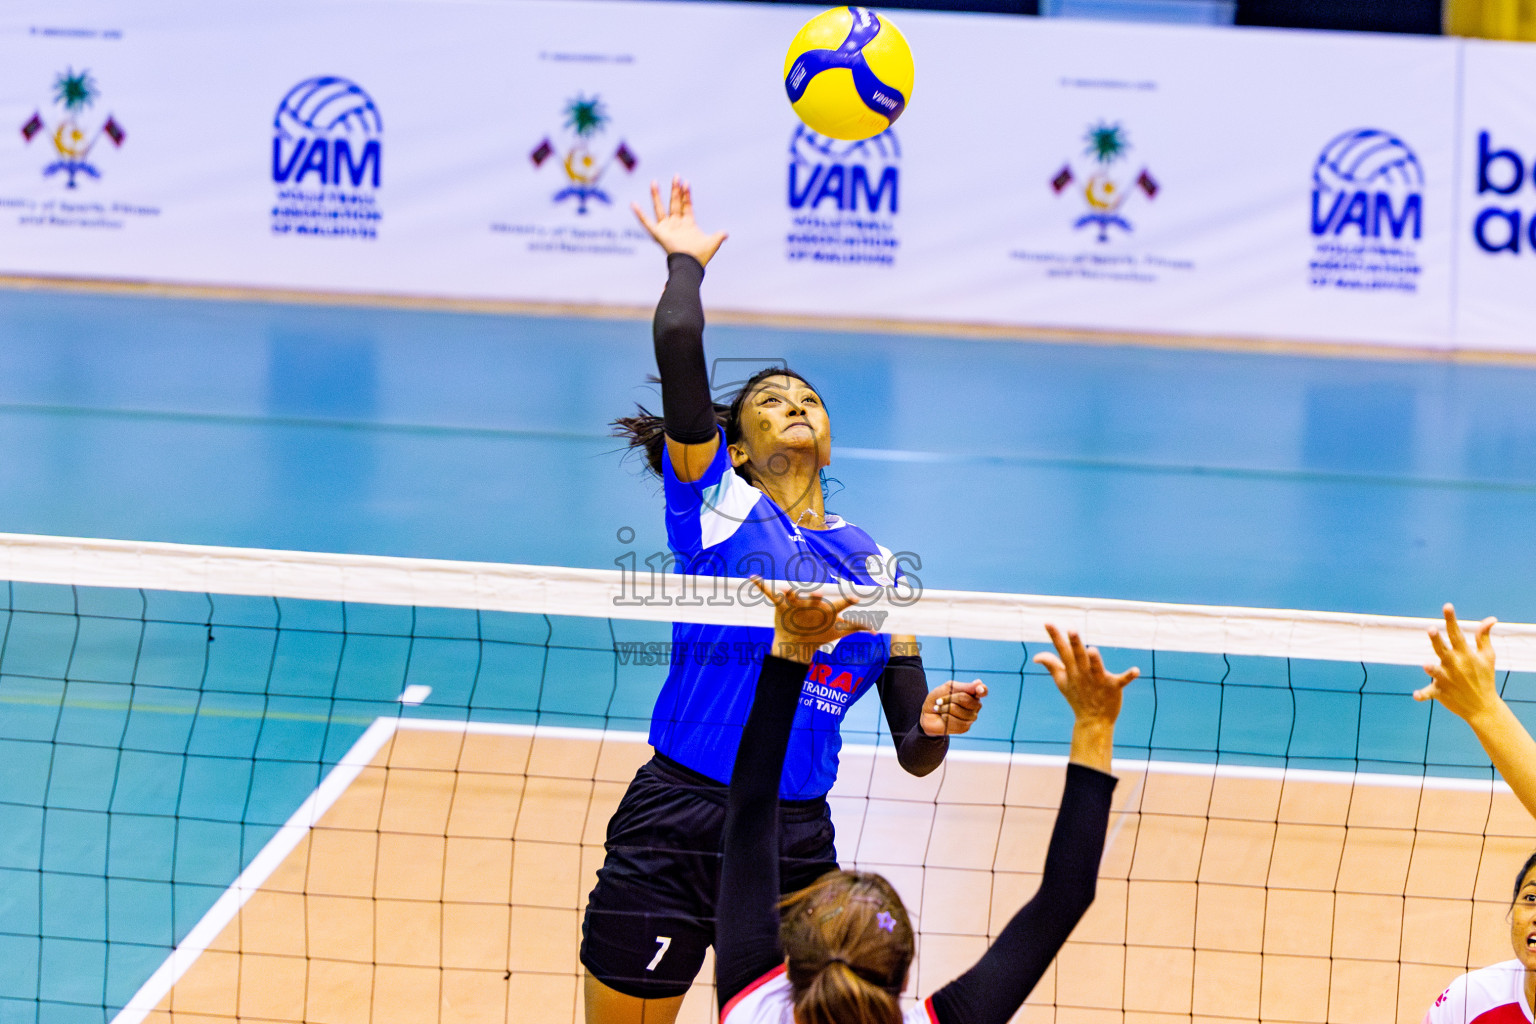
783, 7, 914, 141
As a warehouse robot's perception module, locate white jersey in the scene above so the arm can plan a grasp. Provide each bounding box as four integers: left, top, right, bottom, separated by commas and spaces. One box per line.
721, 965, 937, 1024
1424, 961, 1535, 1024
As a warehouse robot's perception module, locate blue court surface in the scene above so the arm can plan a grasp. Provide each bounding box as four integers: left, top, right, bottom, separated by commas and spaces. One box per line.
3, 287, 1536, 618
1, 286, 1535, 1024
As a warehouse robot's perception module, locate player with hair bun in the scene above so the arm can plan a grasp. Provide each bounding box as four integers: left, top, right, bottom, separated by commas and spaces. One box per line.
716, 580, 1137, 1024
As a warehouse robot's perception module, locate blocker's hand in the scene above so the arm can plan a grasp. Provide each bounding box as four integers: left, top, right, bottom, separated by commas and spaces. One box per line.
632, 176, 728, 267
922, 680, 988, 736
1033, 623, 1139, 728
1416, 603, 1500, 724
750, 578, 872, 665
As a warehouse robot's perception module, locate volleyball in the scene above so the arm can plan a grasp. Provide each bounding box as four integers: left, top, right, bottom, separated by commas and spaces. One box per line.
783, 6, 913, 141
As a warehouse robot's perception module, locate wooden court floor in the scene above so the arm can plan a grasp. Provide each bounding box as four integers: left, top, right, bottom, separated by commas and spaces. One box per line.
118, 719, 1536, 1024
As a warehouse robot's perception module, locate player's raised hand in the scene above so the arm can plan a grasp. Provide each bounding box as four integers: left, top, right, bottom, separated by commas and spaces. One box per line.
1034, 624, 1139, 725
1414, 603, 1536, 821
1033, 623, 1138, 773
632, 176, 728, 267
750, 578, 872, 665
923, 679, 988, 736
1416, 603, 1500, 723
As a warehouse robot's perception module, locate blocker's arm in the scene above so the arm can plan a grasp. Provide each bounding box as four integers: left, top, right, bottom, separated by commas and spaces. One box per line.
1418, 603, 1536, 819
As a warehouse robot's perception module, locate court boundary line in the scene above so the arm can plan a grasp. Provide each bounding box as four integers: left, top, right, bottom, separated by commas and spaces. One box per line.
5, 272, 1536, 367
108, 710, 1516, 1024
109, 717, 401, 1024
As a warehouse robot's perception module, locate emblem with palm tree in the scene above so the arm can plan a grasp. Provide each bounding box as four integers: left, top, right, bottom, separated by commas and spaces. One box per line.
20, 68, 126, 188
529, 94, 638, 214
1048, 120, 1158, 243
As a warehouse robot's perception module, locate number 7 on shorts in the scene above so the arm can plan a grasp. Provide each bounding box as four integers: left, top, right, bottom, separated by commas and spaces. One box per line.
647, 935, 672, 972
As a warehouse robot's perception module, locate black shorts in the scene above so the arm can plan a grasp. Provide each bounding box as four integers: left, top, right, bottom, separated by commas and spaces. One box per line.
579, 754, 838, 999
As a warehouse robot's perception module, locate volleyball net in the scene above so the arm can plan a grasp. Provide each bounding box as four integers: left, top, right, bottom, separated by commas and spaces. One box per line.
1, 534, 1534, 1024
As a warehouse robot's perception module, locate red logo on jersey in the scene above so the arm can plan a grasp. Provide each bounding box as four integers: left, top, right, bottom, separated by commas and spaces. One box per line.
807, 663, 855, 693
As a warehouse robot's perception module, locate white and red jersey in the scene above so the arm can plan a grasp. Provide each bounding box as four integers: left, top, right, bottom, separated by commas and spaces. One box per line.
720, 965, 937, 1024
1425, 961, 1535, 1024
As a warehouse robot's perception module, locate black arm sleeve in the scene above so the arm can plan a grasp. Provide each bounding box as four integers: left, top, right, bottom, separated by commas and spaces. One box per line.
926, 763, 1117, 1024
715, 654, 807, 1007
876, 655, 948, 777
653, 252, 716, 445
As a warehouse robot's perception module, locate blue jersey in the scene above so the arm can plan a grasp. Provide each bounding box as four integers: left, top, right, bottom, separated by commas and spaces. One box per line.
649, 430, 902, 799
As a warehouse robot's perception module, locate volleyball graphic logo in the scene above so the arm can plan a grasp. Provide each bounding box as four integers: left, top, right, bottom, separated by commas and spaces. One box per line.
1313, 129, 1423, 194
272, 76, 383, 189
1310, 128, 1423, 241
275, 76, 383, 139
271, 75, 383, 239
783, 6, 913, 142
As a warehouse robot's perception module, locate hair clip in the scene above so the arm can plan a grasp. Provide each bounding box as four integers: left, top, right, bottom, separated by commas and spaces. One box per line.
876, 911, 896, 933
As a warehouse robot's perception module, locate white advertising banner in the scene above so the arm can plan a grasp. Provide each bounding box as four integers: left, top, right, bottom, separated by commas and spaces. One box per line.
1455, 41, 1536, 352
0, 0, 1523, 352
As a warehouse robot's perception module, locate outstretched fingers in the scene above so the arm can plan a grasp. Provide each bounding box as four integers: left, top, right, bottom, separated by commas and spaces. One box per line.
1418, 602, 1501, 722
1427, 626, 1452, 664
1041, 623, 1073, 668
1428, 603, 1498, 672
1090, 647, 1140, 688
1068, 628, 1091, 676
1443, 603, 1467, 653
1476, 616, 1497, 657
1033, 623, 1139, 687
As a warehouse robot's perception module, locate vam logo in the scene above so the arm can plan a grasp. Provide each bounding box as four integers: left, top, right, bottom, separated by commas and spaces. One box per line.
1471, 131, 1536, 254
20, 68, 126, 188
529, 94, 638, 215
788, 124, 898, 214
272, 76, 381, 189
271, 77, 382, 239
1050, 121, 1158, 243
1311, 129, 1422, 241
785, 125, 900, 266
1307, 129, 1423, 294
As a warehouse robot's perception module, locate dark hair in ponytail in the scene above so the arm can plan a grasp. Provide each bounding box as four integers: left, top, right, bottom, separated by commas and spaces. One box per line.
779, 871, 914, 1024
611, 366, 821, 479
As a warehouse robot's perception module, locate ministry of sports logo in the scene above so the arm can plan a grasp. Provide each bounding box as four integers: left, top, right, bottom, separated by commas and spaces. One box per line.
786, 124, 900, 266
271, 76, 382, 239
20, 68, 126, 189
1308, 128, 1422, 293
530, 94, 638, 215
1049, 121, 1157, 243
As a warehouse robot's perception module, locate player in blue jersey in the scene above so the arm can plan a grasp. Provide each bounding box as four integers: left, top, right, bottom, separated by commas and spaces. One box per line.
582, 178, 990, 1024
